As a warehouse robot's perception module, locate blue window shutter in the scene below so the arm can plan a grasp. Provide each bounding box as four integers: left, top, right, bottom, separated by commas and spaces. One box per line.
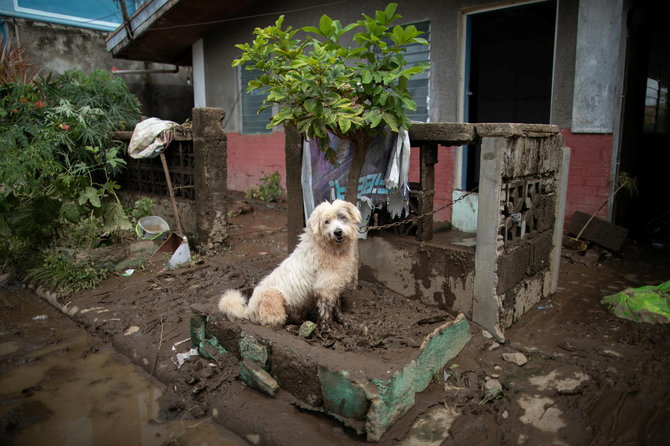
405, 21, 431, 122
241, 68, 272, 134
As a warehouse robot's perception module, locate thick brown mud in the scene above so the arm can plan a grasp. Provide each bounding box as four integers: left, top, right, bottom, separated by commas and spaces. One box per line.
4, 200, 670, 445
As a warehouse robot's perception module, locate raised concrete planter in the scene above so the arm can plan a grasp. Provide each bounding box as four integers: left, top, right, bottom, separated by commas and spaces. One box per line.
191, 306, 471, 442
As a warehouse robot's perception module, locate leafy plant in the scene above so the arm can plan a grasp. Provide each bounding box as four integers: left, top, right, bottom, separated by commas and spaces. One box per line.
24, 252, 109, 295
0, 51, 141, 278
127, 197, 156, 222
233, 2, 429, 202
246, 171, 283, 202
0, 37, 39, 84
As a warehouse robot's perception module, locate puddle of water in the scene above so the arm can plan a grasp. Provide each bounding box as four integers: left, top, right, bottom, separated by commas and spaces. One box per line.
0, 286, 245, 446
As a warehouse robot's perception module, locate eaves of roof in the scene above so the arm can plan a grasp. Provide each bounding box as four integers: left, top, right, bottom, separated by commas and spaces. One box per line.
105, 0, 258, 66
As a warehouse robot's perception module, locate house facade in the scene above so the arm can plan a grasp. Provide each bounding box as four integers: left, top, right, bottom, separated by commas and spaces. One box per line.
107, 0, 668, 239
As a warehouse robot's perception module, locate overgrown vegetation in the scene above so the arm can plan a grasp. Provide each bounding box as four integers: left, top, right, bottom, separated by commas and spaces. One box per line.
246, 171, 283, 202
233, 2, 429, 202
0, 38, 143, 292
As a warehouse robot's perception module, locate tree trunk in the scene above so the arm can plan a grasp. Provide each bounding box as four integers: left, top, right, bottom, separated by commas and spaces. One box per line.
344, 137, 367, 204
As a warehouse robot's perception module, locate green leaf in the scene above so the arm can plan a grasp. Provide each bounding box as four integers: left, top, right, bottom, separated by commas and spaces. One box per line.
59, 201, 81, 223
338, 116, 352, 133
400, 95, 417, 111
102, 201, 132, 233
362, 70, 373, 84
302, 26, 320, 34
383, 112, 399, 132
78, 187, 101, 208
319, 15, 334, 36
304, 98, 319, 114
364, 109, 384, 128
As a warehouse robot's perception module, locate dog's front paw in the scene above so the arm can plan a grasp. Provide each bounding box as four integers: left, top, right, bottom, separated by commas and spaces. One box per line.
332, 305, 344, 324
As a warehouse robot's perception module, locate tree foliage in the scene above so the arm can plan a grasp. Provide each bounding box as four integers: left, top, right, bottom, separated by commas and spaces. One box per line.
233, 3, 429, 201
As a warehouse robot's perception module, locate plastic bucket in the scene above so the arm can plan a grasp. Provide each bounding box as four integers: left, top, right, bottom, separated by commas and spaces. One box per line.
136, 216, 170, 240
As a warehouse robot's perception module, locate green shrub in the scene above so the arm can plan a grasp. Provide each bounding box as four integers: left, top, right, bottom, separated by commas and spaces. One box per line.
246, 171, 283, 202
0, 59, 141, 279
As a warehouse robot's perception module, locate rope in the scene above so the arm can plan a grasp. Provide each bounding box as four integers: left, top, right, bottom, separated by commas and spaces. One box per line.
359, 186, 479, 233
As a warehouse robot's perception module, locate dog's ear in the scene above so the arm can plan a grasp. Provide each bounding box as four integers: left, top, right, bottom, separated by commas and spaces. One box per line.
306, 206, 322, 235
344, 201, 362, 224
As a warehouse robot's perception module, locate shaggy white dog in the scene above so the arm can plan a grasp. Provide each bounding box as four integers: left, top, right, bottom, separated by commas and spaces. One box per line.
218, 199, 361, 327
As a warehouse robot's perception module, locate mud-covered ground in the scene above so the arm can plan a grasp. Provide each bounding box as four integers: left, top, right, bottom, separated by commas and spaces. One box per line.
10, 198, 670, 445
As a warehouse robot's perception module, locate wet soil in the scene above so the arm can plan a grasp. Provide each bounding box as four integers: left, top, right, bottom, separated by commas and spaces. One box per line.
0, 286, 246, 446
5, 198, 670, 445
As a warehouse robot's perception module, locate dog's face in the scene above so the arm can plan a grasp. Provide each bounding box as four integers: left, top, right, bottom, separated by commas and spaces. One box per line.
307, 200, 361, 245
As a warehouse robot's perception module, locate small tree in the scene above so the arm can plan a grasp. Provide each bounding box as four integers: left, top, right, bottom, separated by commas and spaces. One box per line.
233, 2, 429, 203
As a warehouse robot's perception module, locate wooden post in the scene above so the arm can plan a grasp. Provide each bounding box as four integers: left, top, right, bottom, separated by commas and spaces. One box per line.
284, 125, 304, 253
417, 143, 438, 241
159, 152, 184, 236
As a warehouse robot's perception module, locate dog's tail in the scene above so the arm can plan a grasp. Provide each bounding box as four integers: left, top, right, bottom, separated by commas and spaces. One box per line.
218, 289, 248, 320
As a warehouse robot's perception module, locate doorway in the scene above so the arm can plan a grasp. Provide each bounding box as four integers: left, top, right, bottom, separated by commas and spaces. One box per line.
463, 0, 556, 190
452, 0, 556, 232
616, 1, 670, 245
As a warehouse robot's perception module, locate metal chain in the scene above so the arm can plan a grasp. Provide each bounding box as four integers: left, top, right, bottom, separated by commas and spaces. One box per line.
360, 186, 479, 233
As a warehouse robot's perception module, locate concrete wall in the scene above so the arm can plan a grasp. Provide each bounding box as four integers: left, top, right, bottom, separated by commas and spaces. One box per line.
360, 123, 569, 340
3, 17, 193, 123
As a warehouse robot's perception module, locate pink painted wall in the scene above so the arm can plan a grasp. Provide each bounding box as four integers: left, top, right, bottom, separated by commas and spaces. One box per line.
227, 130, 615, 229
226, 132, 286, 196
408, 145, 457, 222
560, 130, 613, 227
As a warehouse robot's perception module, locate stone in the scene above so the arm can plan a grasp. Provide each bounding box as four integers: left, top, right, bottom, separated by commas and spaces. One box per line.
483, 378, 503, 396
502, 352, 528, 366
239, 358, 279, 397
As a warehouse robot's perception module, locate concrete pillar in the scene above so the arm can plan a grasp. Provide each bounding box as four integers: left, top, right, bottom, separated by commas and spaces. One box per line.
192, 107, 228, 250
473, 136, 507, 341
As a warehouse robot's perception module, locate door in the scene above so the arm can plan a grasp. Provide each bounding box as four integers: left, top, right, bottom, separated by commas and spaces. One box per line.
452, 0, 556, 231
463, 0, 556, 189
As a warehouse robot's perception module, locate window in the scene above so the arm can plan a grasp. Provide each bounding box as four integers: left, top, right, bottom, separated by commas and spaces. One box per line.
644, 77, 668, 134
643, 28, 669, 134
240, 68, 272, 134
404, 21, 430, 122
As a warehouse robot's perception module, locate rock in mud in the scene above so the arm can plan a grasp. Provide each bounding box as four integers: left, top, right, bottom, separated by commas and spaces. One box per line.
502, 352, 528, 366
483, 377, 503, 397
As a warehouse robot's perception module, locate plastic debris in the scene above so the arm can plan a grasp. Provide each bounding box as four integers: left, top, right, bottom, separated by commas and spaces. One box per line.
176, 347, 200, 368
32, 315, 48, 321
121, 269, 135, 277
601, 280, 670, 324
